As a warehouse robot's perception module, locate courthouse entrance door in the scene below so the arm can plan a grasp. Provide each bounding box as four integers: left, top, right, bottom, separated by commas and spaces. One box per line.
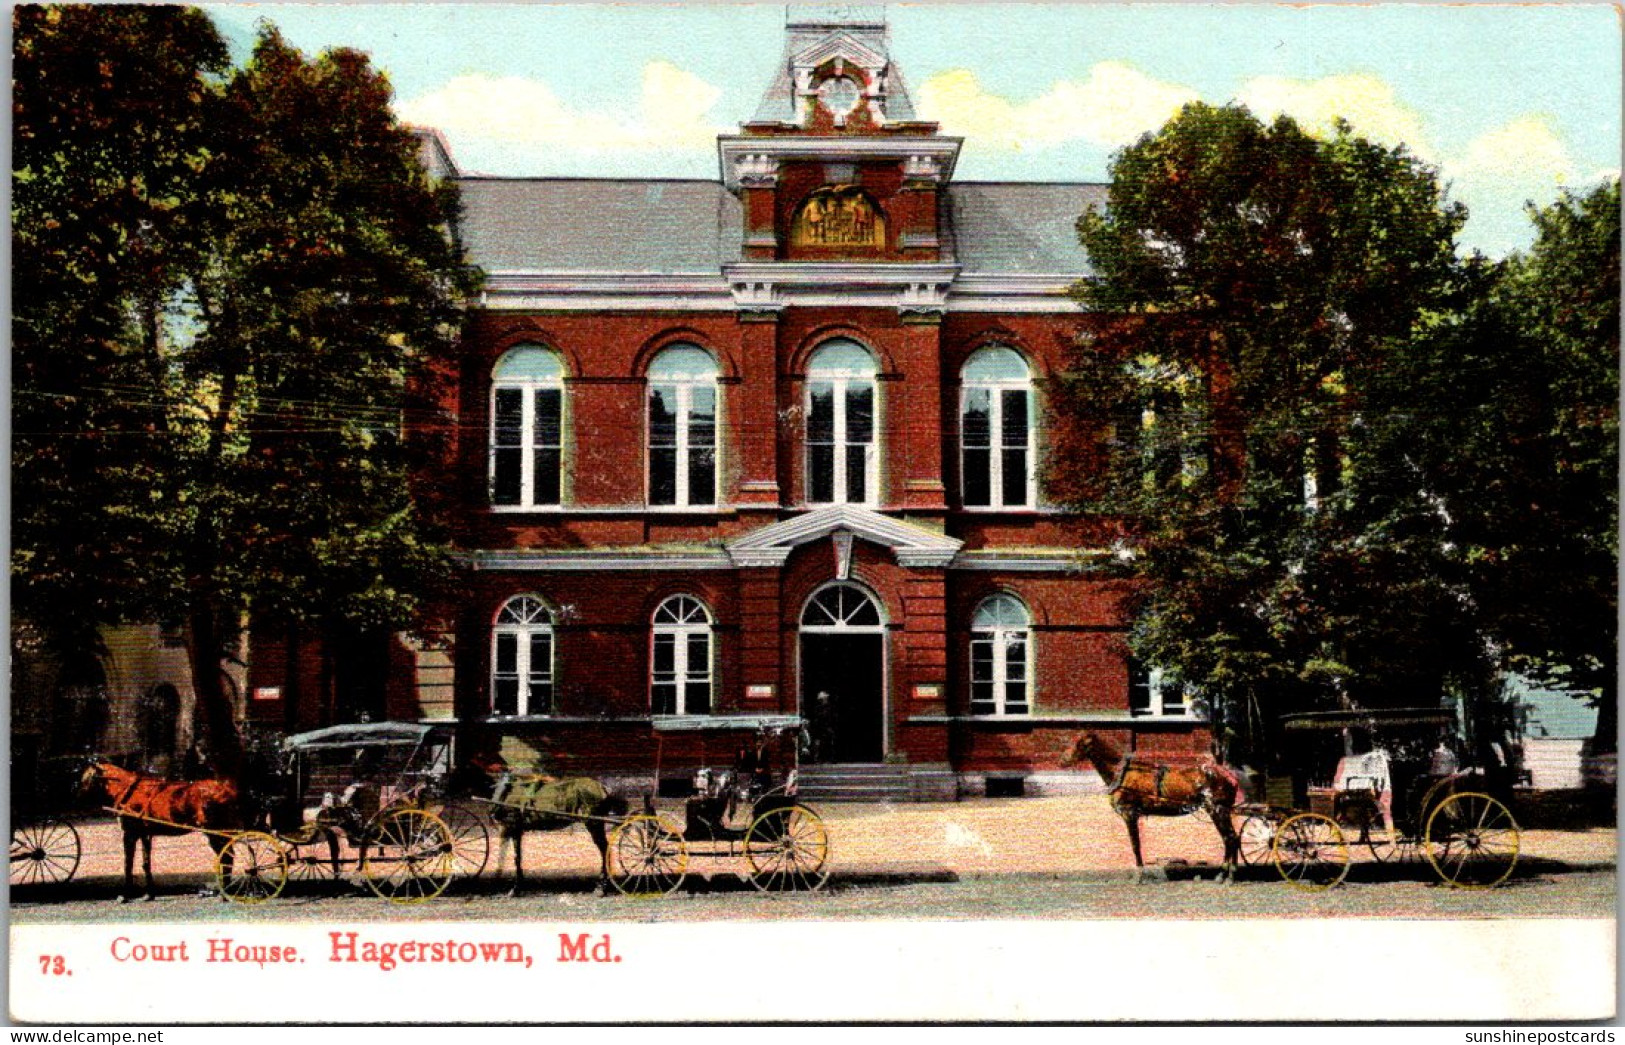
799, 583, 886, 764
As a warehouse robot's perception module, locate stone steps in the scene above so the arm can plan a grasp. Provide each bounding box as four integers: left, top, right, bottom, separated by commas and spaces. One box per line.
795, 763, 914, 802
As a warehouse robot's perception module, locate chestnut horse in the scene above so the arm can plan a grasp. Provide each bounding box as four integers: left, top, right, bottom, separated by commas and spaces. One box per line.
1064, 732, 1242, 882
81, 761, 243, 901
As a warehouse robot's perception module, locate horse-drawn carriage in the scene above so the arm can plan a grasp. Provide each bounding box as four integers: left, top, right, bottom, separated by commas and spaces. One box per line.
1236, 708, 1522, 889
604, 721, 830, 895
476, 719, 831, 896
10, 754, 83, 888
251, 722, 491, 903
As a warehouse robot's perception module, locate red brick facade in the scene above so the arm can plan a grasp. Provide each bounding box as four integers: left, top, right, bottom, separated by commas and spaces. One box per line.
246, 13, 1210, 795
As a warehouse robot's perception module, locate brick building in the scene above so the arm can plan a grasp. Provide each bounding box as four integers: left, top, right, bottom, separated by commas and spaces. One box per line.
249, 12, 1211, 797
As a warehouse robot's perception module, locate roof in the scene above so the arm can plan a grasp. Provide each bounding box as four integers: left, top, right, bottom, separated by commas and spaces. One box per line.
945, 182, 1106, 276
454, 177, 1103, 277
283, 722, 445, 751
456, 178, 744, 274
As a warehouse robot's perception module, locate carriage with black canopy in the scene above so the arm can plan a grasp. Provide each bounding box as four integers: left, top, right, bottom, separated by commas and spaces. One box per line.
9, 746, 84, 888
596, 717, 831, 894
244, 721, 490, 902
1236, 708, 1522, 889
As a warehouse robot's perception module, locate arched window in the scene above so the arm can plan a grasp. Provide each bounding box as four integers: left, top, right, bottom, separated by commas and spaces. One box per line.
970, 593, 1031, 716
651, 596, 713, 716
492, 595, 554, 716
648, 345, 719, 507
961, 346, 1034, 509
806, 339, 877, 506
490, 345, 565, 508
800, 582, 885, 629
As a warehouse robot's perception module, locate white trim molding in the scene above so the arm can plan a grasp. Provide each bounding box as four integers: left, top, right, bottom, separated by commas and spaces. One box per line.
724, 261, 959, 316
718, 135, 962, 192
466, 548, 732, 572
481, 272, 734, 312
726, 503, 962, 569
949, 549, 1114, 573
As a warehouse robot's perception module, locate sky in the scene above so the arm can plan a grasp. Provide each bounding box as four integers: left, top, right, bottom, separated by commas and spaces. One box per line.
205, 3, 1622, 257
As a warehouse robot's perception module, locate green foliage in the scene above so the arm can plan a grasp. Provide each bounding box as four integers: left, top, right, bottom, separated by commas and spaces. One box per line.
1056, 102, 1504, 763
13, 8, 482, 767
13, 5, 229, 644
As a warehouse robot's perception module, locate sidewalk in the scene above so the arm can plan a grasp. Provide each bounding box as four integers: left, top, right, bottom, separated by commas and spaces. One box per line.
27, 794, 1617, 888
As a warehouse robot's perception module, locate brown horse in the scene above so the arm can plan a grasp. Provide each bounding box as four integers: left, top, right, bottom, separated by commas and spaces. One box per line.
486, 773, 628, 896
1064, 732, 1242, 882
81, 761, 243, 902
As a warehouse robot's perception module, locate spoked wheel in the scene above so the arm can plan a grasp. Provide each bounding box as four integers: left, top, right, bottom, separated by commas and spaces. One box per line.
282, 830, 340, 883
608, 815, 688, 897
433, 801, 491, 879
362, 809, 455, 903
1424, 791, 1520, 889
744, 804, 830, 892
1272, 812, 1350, 890
217, 831, 288, 904
10, 819, 81, 886
1236, 814, 1276, 866
1365, 832, 1423, 865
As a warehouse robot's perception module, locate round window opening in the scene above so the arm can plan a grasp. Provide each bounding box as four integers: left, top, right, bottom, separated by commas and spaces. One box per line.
820, 76, 861, 119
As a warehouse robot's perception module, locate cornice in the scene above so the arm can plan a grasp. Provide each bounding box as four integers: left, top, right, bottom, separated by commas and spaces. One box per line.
718, 135, 963, 192
474, 267, 1086, 315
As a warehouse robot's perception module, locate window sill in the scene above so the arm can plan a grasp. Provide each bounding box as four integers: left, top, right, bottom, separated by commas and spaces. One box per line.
652, 713, 802, 732
956, 506, 1043, 515
908, 712, 1209, 726
488, 505, 738, 516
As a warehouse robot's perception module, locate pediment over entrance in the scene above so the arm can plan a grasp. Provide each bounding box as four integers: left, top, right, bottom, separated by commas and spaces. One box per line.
726, 504, 961, 569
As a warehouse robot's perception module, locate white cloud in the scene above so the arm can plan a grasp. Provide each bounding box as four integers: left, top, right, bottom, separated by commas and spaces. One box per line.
1442, 115, 1619, 254
397, 61, 724, 153
917, 63, 1197, 151
1237, 73, 1436, 160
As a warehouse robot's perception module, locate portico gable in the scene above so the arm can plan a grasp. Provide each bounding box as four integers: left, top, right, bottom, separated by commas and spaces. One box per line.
725, 504, 962, 569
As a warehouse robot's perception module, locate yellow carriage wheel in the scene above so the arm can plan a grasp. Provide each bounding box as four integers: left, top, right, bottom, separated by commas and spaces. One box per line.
362, 808, 455, 904
1424, 791, 1520, 889
744, 804, 830, 892
216, 831, 288, 904
1272, 812, 1350, 890
608, 815, 688, 897
283, 829, 339, 883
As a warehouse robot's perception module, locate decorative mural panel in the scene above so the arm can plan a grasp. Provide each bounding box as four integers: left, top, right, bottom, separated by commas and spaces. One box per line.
790, 185, 885, 247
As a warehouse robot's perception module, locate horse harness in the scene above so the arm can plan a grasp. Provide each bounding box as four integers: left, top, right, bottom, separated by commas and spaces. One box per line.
1108, 758, 1201, 815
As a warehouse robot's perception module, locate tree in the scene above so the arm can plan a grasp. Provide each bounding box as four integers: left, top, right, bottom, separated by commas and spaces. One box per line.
13, 5, 228, 654
12, 8, 482, 772
1499, 182, 1619, 751
1359, 183, 1619, 753
1052, 103, 1471, 764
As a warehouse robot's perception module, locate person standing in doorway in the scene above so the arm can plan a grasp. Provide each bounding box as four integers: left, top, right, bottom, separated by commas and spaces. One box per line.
809, 690, 838, 763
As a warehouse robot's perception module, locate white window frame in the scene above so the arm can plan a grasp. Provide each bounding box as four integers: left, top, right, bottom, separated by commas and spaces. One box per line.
805, 341, 878, 507
1128, 661, 1190, 719
969, 593, 1032, 717
651, 595, 714, 716
489, 346, 565, 510
491, 595, 555, 717
647, 347, 720, 509
960, 347, 1036, 510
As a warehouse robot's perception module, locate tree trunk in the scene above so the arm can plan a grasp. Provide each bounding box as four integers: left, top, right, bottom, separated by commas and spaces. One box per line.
186, 603, 243, 777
